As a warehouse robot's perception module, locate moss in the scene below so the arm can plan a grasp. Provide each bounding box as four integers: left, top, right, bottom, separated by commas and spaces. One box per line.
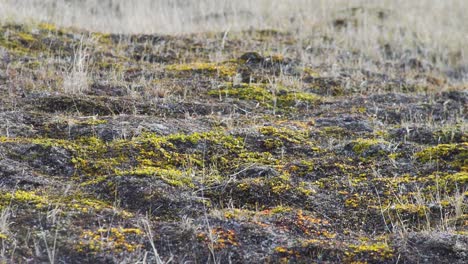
234, 174, 293, 198
286, 160, 315, 177
0, 136, 121, 178
168, 131, 244, 151
116, 166, 194, 188
223, 208, 256, 220
270, 205, 293, 214
17, 32, 35, 43
0, 190, 48, 208
425, 171, 468, 192
77, 227, 143, 253
319, 126, 355, 141
297, 182, 316, 196
0, 35, 29, 55
263, 138, 284, 149
38, 23, 57, 32
68, 137, 121, 176
390, 203, 427, 217
1, 129, 278, 184
259, 126, 310, 145
270, 54, 285, 63
274, 246, 298, 258
23, 60, 41, 69
0, 25, 45, 55
344, 194, 361, 208
95, 60, 126, 72
302, 67, 320, 77
167, 61, 237, 77
197, 227, 239, 249
136, 131, 247, 171
388, 152, 402, 160
276, 91, 321, 107
0, 129, 278, 188
62, 195, 112, 213
352, 106, 367, 114
449, 171, 468, 184
351, 138, 389, 158
210, 84, 321, 109
268, 176, 293, 194
92, 32, 113, 45
415, 143, 467, 168
346, 242, 394, 261
236, 151, 279, 165
69, 118, 108, 126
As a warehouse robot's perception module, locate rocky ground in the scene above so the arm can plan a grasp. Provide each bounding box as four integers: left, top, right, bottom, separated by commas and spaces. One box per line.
0, 17, 467, 263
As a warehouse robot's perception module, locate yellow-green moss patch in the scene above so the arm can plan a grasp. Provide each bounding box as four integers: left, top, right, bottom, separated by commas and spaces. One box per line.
167, 62, 237, 77
116, 166, 194, 188
209, 84, 321, 109
415, 143, 468, 168
346, 241, 394, 261
351, 138, 390, 157
0, 190, 48, 209
77, 227, 143, 253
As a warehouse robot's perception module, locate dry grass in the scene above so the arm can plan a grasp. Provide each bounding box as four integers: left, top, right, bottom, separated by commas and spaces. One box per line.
63, 36, 91, 94
1, 0, 466, 87
0, 1, 465, 37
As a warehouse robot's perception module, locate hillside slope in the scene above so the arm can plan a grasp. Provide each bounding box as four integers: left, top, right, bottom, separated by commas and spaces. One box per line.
0, 20, 466, 263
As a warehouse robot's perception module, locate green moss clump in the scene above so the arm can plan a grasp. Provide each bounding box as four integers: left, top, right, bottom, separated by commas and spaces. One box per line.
0, 190, 48, 209
389, 203, 427, 217
137, 131, 245, 170
116, 166, 194, 188
63, 195, 112, 213
287, 160, 315, 177
259, 126, 310, 145
17, 32, 35, 43
209, 84, 321, 109
70, 118, 108, 126
166, 62, 237, 77
415, 143, 467, 168
168, 131, 244, 151
209, 84, 273, 103
346, 241, 394, 261
235, 174, 292, 197
276, 91, 321, 107
425, 171, 468, 193
263, 138, 284, 150
351, 138, 389, 157
449, 171, 468, 184
268, 174, 293, 194
1, 129, 277, 183
319, 126, 348, 138
0, 25, 45, 55
270, 205, 293, 214
91, 32, 113, 45
38, 22, 57, 32
77, 227, 143, 253
236, 151, 279, 165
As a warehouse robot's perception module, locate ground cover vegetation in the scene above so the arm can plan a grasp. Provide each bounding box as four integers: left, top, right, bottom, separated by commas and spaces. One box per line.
0, 0, 467, 263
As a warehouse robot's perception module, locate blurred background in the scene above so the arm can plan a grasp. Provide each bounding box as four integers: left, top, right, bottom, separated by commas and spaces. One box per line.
1, 0, 467, 82
0, 0, 466, 35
